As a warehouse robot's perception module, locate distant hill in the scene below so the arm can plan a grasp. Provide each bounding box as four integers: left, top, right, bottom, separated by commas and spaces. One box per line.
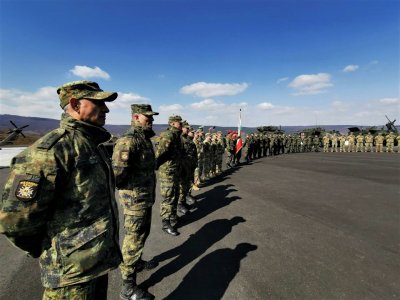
0, 114, 383, 137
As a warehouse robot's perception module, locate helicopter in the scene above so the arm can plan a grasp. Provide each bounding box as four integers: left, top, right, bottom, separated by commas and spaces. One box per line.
0, 120, 29, 147
348, 115, 398, 135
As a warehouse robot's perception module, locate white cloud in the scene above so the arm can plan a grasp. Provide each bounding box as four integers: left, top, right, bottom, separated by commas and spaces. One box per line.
180, 82, 249, 97
0, 87, 60, 118
331, 100, 351, 111
158, 104, 184, 113
108, 92, 150, 109
276, 77, 289, 84
190, 98, 225, 110
70, 65, 111, 80
257, 102, 274, 110
289, 73, 333, 95
378, 97, 400, 105
343, 65, 359, 72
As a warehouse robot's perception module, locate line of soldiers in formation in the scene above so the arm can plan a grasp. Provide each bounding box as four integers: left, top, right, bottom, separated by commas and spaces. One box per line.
1, 80, 399, 300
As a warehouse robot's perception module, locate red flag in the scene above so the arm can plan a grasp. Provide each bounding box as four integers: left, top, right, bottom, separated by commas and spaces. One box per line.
235, 109, 243, 154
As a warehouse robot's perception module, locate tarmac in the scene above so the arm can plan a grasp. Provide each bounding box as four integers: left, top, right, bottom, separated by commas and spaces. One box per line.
0, 151, 399, 300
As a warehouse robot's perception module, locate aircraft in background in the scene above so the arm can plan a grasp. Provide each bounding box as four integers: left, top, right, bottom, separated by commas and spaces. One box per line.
0, 120, 29, 147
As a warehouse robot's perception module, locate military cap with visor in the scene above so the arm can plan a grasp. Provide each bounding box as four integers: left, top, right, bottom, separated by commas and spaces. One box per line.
57, 80, 118, 109
168, 115, 183, 123
131, 104, 159, 116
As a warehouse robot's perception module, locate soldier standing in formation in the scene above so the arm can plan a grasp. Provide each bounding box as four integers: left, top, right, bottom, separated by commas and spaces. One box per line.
331, 133, 338, 152
374, 133, 385, 153
313, 135, 320, 152
203, 133, 212, 179
0, 81, 121, 299
177, 121, 198, 215
323, 134, 330, 152
216, 131, 225, 174
156, 115, 183, 236
364, 132, 374, 152
193, 128, 204, 190
355, 132, 365, 152
348, 133, 356, 152
386, 132, 395, 153
112, 104, 159, 300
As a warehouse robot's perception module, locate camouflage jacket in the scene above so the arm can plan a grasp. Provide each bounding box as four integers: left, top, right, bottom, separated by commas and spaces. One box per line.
112, 125, 156, 212
0, 114, 121, 288
194, 136, 204, 160
180, 135, 198, 176
155, 126, 182, 173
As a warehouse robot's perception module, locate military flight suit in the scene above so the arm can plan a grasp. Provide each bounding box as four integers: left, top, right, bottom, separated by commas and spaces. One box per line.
156, 126, 182, 222
112, 125, 156, 281
0, 115, 121, 299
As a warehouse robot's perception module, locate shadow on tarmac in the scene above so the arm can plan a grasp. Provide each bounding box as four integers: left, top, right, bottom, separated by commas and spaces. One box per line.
164, 243, 258, 300
141, 217, 246, 289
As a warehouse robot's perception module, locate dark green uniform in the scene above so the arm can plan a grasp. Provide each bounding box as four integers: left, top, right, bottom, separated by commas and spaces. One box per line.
0, 114, 121, 296
112, 124, 156, 281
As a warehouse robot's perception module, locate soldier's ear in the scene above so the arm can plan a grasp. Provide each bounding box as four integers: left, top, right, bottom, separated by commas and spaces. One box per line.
70, 98, 80, 112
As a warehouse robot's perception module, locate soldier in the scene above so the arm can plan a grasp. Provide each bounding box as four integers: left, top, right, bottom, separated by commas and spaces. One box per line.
202, 133, 212, 179
177, 121, 198, 215
364, 132, 374, 152
323, 134, 330, 152
225, 132, 235, 167
156, 115, 183, 236
386, 132, 395, 153
348, 132, 356, 152
193, 129, 204, 190
397, 134, 400, 153
312, 135, 320, 152
216, 131, 225, 174
112, 104, 158, 300
331, 133, 338, 152
0, 81, 121, 299
355, 132, 365, 152
374, 133, 385, 153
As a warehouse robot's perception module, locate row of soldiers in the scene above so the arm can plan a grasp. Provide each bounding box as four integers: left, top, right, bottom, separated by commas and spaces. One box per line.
321, 132, 400, 153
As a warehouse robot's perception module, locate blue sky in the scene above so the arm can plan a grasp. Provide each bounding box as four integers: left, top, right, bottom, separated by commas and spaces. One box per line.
1, 0, 399, 126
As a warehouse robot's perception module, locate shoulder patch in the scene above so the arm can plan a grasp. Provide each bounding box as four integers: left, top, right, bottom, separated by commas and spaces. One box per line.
37, 128, 67, 150
15, 175, 41, 201
120, 150, 129, 162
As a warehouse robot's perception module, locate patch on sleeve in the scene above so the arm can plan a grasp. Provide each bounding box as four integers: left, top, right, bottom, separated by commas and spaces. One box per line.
120, 151, 129, 162
15, 180, 39, 201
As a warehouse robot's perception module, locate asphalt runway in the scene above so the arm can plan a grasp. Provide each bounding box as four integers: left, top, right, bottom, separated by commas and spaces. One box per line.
0, 152, 399, 299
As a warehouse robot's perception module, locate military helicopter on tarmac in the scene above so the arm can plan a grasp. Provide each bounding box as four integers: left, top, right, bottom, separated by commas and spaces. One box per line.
0, 120, 29, 147
348, 115, 398, 135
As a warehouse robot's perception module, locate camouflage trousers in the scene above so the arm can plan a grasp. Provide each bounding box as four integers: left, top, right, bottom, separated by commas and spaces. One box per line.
323, 143, 329, 152
194, 158, 204, 184
159, 170, 179, 220
331, 142, 338, 152
376, 144, 383, 152
120, 208, 152, 280
203, 157, 211, 178
365, 142, 373, 152
386, 143, 394, 152
179, 165, 195, 204
43, 274, 108, 300
356, 143, 364, 152
225, 151, 234, 165
216, 154, 223, 173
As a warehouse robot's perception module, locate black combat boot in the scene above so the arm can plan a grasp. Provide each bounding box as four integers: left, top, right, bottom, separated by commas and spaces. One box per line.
120, 275, 154, 300
186, 194, 196, 205
177, 203, 189, 215
162, 219, 179, 236
136, 258, 158, 272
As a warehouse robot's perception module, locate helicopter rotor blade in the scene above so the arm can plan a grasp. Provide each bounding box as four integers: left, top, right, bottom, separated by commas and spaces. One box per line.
21, 132, 26, 138
10, 120, 18, 128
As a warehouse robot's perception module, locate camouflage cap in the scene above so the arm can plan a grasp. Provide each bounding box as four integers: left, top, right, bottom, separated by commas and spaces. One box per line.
57, 80, 117, 109
131, 104, 159, 116
182, 120, 190, 128
168, 115, 182, 123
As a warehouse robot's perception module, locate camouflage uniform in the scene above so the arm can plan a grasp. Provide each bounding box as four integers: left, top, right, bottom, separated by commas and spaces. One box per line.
364, 133, 374, 152
348, 133, 356, 152
216, 132, 225, 174
193, 130, 204, 186
331, 133, 338, 152
323, 135, 330, 152
0, 82, 121, 299
156, 116, 182, 224
355, 133, 364, 152
312, 135, 320, 152
374, 134, 384, 152
112, 104, 158, 283
203, 134, 212, 178
210, 135, 218, 176
178, 125, 197, 206
225, 134, 235, 166
386, 133, 395, 152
